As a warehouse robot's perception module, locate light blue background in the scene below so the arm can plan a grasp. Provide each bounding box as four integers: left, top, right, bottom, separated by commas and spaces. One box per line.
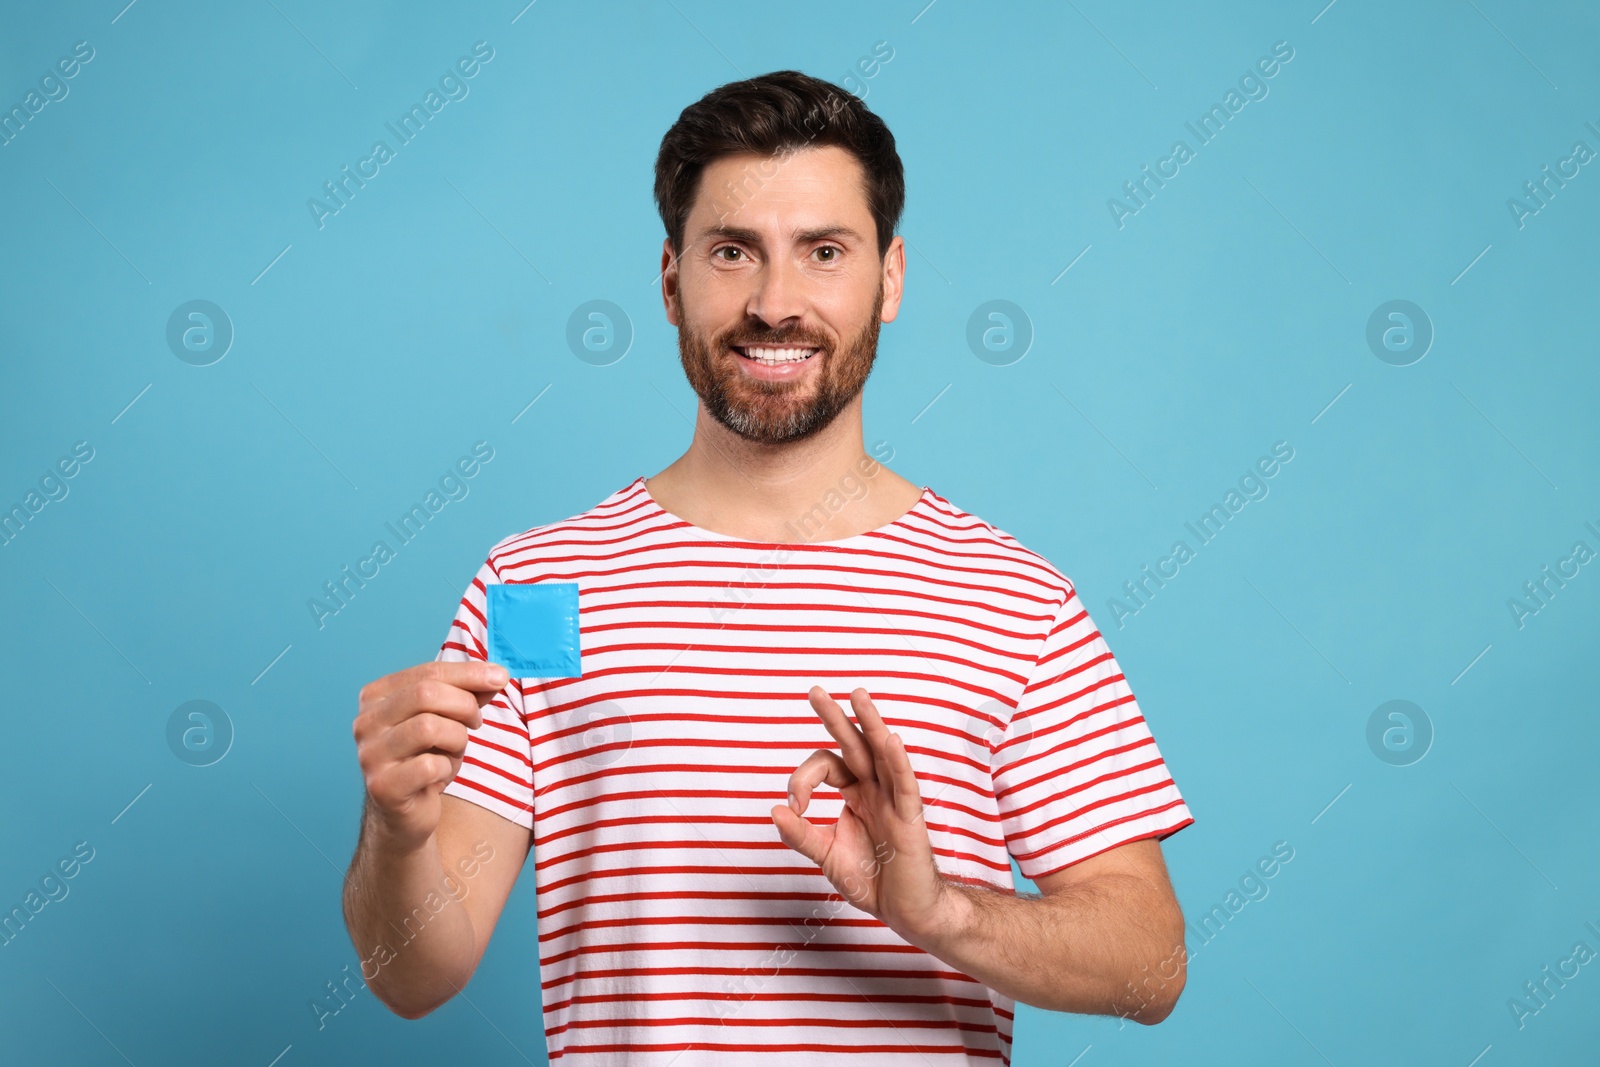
2, 1, 1596, 1064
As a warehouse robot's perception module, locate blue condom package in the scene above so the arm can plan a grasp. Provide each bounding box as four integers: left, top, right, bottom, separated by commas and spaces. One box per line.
486, 582, 581, 678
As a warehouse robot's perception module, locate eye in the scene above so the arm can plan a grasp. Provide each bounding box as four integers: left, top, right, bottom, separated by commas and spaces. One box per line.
814, 246, 841, 262
714, 246, 746, 262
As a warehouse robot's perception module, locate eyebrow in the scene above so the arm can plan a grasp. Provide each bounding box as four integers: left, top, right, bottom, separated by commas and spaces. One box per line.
695, 224, 864, 246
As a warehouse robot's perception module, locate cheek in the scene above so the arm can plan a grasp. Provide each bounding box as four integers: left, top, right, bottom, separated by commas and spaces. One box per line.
835, 301, 881, 349
839, 278, 886, 333
681, 284, 747, 340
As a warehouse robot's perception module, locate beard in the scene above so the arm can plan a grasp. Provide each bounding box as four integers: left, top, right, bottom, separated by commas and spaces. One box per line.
674, 281, 883, 446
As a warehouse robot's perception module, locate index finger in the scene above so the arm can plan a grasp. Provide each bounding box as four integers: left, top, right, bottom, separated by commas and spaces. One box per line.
412, 659, 512, 695
372, 660, 512, 726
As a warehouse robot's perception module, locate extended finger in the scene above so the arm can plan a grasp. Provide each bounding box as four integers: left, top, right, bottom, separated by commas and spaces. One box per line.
848, 688, 899, 794
808, 686, 877, 785
883, 730, 926, 824
787, 748, 854, 814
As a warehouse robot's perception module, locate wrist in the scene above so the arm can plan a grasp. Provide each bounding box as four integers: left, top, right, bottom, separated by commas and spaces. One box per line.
363, 799, 435, 858
908, 879, 977, 956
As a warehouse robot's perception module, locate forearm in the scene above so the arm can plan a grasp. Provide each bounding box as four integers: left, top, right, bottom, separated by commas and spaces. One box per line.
915, 873, 1187, 1022
341, 801, 477, 1018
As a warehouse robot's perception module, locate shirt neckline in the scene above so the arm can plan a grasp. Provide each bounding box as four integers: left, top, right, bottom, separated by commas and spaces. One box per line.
631, 475, 934, 547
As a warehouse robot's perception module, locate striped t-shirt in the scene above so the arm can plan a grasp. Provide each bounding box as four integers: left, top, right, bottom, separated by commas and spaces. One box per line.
437, 476, 1193, 1065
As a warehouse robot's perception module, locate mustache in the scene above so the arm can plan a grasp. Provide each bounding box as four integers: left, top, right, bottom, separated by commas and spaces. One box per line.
719, 325, 831, 350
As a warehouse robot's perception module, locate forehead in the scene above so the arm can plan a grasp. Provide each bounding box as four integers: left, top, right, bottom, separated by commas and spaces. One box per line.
687, 144, 871, 238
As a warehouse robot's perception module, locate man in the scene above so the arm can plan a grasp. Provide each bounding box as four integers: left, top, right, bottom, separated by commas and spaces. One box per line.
345, 70, 1194, 1064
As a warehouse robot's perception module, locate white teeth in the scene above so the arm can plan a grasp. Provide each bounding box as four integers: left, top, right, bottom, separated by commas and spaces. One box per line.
738, 346, 816, 364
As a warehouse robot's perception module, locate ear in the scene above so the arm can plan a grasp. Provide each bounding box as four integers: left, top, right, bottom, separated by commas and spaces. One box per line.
661, 238, 680, 326
879, 234, 906, 324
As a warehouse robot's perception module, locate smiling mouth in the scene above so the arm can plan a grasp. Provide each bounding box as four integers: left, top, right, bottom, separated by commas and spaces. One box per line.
732, 344, 820, 365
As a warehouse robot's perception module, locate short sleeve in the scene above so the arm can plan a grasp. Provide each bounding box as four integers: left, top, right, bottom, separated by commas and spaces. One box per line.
437, 554, 535, 830
991, 587, 1193, 880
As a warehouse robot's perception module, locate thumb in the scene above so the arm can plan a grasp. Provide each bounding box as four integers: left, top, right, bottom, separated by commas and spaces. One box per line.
771, 804, 829, 866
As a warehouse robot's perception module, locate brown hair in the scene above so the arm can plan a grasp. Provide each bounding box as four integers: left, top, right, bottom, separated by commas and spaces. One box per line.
653, 70, 905, 260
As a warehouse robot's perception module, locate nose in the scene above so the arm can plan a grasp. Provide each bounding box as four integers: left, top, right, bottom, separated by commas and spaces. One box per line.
745, 252, 808, 331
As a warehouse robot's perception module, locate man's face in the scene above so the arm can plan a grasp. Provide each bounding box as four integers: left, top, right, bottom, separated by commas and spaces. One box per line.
663, 144, 904, 446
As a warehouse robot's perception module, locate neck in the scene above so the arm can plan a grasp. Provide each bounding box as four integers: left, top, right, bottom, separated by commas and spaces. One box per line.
645, 397, 917, 543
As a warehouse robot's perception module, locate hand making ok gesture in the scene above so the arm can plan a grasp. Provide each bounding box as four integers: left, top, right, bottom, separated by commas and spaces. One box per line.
771, 685, 953, 948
